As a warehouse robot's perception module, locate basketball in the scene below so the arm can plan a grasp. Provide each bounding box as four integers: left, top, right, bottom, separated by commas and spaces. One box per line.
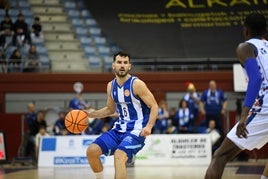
65, 110, 89, 134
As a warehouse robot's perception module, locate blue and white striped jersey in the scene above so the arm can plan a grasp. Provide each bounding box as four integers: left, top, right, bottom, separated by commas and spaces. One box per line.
110, 75, 150, 136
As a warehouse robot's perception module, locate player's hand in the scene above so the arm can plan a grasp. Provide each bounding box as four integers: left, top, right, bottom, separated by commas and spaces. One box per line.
236, 117, 248, 138
140, 126, 152, 137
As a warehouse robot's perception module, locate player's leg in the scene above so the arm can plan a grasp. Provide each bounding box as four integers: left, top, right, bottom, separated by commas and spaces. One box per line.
114, 149, 128, 179
87, 130, 119, 179
261, 160, 268, 179
86, 143, 104, 179
205, 137, 242, 179
114, 133, 145, 179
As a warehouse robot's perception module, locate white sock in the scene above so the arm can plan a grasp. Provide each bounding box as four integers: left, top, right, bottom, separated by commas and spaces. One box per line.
94, 171, 104, 179
261, 175, 268, 179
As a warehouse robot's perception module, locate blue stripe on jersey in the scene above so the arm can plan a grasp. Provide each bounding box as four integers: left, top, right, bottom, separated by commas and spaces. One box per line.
246, 94, 264, 125
111, 76, 150, 134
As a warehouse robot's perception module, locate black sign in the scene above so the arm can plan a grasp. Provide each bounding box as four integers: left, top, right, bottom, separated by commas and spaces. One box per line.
84, 0, 268, 58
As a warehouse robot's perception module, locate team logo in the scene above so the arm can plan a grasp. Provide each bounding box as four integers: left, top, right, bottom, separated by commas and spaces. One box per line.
124, 89, 130, 97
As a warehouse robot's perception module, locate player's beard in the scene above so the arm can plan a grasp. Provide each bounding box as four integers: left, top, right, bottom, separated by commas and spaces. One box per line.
115, 68, 129, 78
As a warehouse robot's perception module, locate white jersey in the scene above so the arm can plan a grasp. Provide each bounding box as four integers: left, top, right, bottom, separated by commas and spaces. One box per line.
227, 38, 268, 150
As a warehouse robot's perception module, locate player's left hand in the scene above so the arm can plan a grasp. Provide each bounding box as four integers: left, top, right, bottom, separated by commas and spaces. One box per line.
236, 118, 248, 138
140, 126, 152, 137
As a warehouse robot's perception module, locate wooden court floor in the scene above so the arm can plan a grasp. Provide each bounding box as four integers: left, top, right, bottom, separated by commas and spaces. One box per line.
0, 160, 265, 179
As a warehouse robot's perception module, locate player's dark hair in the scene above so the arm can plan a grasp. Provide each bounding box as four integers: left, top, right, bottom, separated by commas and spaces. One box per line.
244, 13, 267, 37
113, 51, 130, 62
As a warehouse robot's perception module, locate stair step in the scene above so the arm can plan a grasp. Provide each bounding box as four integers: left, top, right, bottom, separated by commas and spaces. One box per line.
31, 7, 64, 14
44, 33, 76, 41
46, 42, 81, 50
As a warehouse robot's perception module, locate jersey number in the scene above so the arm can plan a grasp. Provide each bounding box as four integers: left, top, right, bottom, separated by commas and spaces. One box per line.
122, 107, 128, 117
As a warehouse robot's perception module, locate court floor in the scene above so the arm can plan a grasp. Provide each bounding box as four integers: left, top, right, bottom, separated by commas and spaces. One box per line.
0, 160, 265, 179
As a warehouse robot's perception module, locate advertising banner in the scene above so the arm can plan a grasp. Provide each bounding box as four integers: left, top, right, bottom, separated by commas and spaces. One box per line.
38, 134, 211, 167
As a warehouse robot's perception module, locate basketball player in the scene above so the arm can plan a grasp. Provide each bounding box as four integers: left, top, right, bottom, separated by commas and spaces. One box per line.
85, 51, 158, 179
205, 13, 268, 179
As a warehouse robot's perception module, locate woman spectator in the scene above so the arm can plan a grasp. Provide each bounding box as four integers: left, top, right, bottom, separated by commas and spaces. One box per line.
24, 44, 40, 72
8, 48, 22, 72
174, 99, 194, 133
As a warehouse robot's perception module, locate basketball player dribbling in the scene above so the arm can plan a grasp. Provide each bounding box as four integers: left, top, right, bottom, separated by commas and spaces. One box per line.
85, 51, 158, 179
205, 13, 268, 179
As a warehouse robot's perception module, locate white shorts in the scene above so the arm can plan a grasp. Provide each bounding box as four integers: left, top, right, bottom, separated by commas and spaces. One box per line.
227, 93, 268, 150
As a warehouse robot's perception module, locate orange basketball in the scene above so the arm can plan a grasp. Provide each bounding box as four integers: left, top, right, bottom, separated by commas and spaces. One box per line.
65, 110, 89, 134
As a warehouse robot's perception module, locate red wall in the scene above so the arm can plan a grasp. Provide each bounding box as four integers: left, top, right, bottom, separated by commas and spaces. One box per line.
0, 71, 233, 112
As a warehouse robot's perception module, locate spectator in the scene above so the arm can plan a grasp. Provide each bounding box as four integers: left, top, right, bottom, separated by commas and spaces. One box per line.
12, 13, 31, 47
175, 99, 194, 133
69, 82, 90, 110
183, 82, 200, 130
200, 80, 227, 135
0, 48, 7, 72
24, 102, 37, 157
205, 120, 221, 153
153, 100, 169, 134
0, 14, 13, 49
31, 16, 44, 44
167, 107, 177, 134
83, 118, 105, 135
29, 110, 47, 138
53, 111, 68, 135
24, 44, 40, 72
69, 92, 90, 110
8, 48, 22, 72
35, 125, 49, 159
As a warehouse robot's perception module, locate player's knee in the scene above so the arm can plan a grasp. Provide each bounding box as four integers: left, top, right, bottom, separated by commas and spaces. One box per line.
86, 144, 102, 159
114, 149, 128, 163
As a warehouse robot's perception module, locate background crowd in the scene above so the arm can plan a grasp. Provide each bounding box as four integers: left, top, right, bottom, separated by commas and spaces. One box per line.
0, 11, 43, 72
22, 80, 231, 160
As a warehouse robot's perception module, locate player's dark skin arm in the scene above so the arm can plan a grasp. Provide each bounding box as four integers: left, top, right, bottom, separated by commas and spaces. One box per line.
235, 42, 256, 138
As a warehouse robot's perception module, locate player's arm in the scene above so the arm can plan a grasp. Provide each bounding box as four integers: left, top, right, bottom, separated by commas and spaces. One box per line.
236, 42, 262, 138
86, 81, 116, 118
133, 79, 158, 136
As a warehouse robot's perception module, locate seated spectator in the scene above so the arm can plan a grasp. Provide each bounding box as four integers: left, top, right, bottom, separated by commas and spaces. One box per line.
24, 44, 40, 72
31, 16, 44, 44
0, 48, 7, 72
8, 48, 22, 72
174, 99, 194, 133
53, 111, 68, 135
204, 120, 222, 153
0, 14, 14, 49
29, 110, 47, 138
12, 13, 31, 47
83, 117, 105, 135
35, 125, 49, 159
153, 100, 169, 134
167, 107, 177, 134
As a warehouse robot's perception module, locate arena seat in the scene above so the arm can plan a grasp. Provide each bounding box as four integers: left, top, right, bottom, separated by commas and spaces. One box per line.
71, 18, 84, 28
80, 37, 93, 48
85, 18, 97, 27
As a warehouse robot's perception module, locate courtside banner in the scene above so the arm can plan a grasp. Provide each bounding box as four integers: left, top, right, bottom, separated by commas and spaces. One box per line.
38, 134, 211, 167
38, 135, 114, 167
136, 134, 211, 165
